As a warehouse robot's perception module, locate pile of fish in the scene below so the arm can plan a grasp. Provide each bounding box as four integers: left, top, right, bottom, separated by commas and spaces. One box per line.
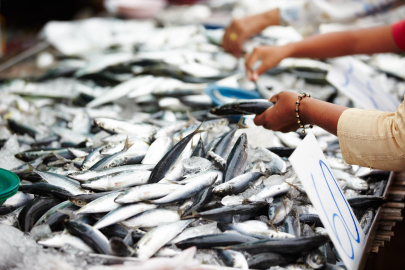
0, 4, 401, 269
0, 94, 388, 269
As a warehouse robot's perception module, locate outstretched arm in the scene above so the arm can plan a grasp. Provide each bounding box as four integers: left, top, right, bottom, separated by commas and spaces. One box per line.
246, 24, 402, 81
253, 91, 348, 136
222, 9, 280, 57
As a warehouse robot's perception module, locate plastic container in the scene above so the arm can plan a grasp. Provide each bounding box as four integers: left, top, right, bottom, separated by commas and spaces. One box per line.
0, 168, 20, 206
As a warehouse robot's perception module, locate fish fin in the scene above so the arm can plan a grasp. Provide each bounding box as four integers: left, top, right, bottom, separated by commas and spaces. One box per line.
186, 111, 196, 124
268, 221, 278, 233
122, 137, 133, 152
242, 199, 251, 204
237, 116, 248, 129
181, 213, 199, 220
207, 151, 226, 169
57, 208, 77, 220
54, 152, 69, 161
27, 163, 35, 172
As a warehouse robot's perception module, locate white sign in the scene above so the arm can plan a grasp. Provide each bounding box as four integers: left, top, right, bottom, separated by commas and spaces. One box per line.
289, 133, 365, 270
327, 56, 400, 112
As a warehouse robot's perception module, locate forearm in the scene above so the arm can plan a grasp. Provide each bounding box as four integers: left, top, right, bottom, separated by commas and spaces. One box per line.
300, 98, 349, 136
285, 25, 402, 59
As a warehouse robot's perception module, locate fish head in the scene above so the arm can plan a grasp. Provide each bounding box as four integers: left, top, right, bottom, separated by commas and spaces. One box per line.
306, 249, 326, 269
69, 197, 87, 207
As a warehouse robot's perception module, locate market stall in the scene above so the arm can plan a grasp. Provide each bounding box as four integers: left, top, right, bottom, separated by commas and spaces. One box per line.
0, 1, 404, 270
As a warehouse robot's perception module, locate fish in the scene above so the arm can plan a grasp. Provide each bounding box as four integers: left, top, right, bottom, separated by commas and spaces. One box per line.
147, 123, 203, 184
74, 192, 121, 215
220, 235, 330, 255
217, 249, 249, 269
34, 201, 76, 228
28, 164, 87, 195
121, 209, 180, 229
186, 202, 267, 223
150, 172, 217, 204
142, 136, 173, 165
64, 220, 112, 255
305, 248, 326, 269
180, 187, 213, 218
176, 233, 258, 249
247, 252, 299, 268
18, 196, 62, 233
223, 133, 248, 182
93, 203, 157, 229
360, 208, 375, 235
81, 170, 151, 191
0, 192, 34, 215
248, 182, 290, 203
115, 183, 183, 204
134, 219, 193, 260
68, 164, 155, 181
213, 172, 264, 197
218, 220, 295, 239
19, 183, 74, 200
38, 232, 95, 253
210, 100, 273, 115
347, 195, 386, 209
69, 190, 120, 207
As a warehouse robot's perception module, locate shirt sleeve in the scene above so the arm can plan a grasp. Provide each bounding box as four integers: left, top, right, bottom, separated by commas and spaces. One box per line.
337, 98, 405, 171
392, 19, 405, 51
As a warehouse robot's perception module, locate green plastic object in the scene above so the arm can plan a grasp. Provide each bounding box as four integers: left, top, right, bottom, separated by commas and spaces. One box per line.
0, 168, 20, 206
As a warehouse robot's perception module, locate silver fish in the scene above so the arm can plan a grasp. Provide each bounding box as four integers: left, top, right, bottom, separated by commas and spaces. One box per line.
93, 203, 157, 229
68, 164, 155, 181
74, 192, 121, 215
115, 183, 183, 204
121, 209, 180, 229
81, 170, 151, 191
38, 232, 95, 252
134, 219, 193, 260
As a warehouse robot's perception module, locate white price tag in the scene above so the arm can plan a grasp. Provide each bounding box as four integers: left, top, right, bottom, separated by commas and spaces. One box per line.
327, 56, 400, 112
289, 133, 365, 270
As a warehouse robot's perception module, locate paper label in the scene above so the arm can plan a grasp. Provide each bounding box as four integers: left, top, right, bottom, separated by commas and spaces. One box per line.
289, 133, 365, 270
327, 56, 400, 112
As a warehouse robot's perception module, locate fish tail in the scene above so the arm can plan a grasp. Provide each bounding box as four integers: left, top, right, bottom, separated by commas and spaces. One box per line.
237, 116, 248, 129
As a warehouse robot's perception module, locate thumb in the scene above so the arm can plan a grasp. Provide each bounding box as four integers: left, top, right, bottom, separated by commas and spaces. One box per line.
269, 94, 279, 104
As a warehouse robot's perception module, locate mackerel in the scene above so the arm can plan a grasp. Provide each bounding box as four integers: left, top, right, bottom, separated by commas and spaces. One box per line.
64, 220, 112, 255
94, 203, 157, 229
218, 220, 295, 239
223, 133, 248, 182
213, 172, 264, 197
218, 249, 249, 269
115, 183, 183, 204
68, 164, 155, 181
38, 232, 95, 253
74, 192, 121, 215
121, 209, 180, 229
148, 123, 203, 184
150, 173, 217, 204
81, 170, 151, 191
134, 219, 193, 260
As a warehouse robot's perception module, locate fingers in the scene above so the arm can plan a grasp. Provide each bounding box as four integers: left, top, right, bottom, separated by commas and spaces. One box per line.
253, 113, 266, 126
252, 63, 270, 81
245, 50, 261, 81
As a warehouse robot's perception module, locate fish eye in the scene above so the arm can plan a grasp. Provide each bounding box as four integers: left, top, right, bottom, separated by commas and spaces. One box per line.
77, 200, 84, 205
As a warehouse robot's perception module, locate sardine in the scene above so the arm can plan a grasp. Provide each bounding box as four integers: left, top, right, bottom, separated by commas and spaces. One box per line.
93, 203, 157, 229
81, 170, 151, 191
64, 220, 111, 255
115, 183, 183, 204
218, 249, 249, 269
176, 233, 258, 249
213, 172, 264, 197
223, 133, 248, 182
134, 219, 193, 260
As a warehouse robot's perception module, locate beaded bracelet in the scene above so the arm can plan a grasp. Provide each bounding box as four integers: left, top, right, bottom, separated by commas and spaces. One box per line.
295, 93, 313, 134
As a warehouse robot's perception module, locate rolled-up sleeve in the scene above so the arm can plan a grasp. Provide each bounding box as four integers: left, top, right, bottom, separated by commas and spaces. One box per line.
337, 99, 405, 171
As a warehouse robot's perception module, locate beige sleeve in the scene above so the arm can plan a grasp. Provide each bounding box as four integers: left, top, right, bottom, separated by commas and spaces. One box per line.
337, 100, 405, 172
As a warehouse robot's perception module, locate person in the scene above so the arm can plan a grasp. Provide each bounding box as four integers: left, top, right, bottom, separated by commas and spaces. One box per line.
248, 19, 405, 172
223, 0, 405, 57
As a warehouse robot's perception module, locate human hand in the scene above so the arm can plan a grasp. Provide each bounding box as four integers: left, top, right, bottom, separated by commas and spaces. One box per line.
245, 45, 292, 81
222, 13, 271, 57
254, 91, 306, 133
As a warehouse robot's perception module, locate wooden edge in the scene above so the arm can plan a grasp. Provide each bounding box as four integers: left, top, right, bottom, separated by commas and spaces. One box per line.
359, 171, 395, 270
